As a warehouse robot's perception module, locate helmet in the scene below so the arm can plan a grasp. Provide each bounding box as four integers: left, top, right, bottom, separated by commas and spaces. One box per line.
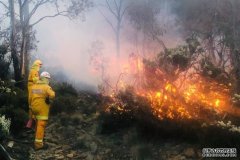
40, 71, 51, 79
33, 60, 43, 66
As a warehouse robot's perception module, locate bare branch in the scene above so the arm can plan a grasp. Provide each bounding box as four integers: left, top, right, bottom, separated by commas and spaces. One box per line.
119, 5, 128, 22
113, 0, 119, 11
97, 7, 117, 33
28, 0, 50, 22
105, 0, 118, 19
0, 1, 8, 10
103, 79, 114, 90
30, 11, 69, 26
115, 72, 127, 91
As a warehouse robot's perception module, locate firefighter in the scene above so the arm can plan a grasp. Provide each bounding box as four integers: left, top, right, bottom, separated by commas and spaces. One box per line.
30, 71, 55, 150
26, 60, 43, 129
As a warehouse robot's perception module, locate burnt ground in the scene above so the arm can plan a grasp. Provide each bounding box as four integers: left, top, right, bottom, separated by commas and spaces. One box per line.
3, 113, 202, 160
1, 93, 238, 160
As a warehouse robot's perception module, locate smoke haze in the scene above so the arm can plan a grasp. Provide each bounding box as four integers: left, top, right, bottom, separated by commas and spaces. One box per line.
32, 0, 182, 91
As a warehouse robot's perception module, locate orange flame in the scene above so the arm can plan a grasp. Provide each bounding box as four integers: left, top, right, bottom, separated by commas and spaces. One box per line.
103, 56, 239, 122
139, 76, 233, 121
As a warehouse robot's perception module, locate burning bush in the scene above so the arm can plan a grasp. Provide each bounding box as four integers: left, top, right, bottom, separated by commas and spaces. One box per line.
99, 40, 240, 147
100, 87, 240, 147
99, 87, 153, 133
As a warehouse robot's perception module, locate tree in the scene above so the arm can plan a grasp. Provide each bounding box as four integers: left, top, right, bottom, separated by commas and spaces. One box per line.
88, 40, 113, 94
172, 0, 240, 96
173, 0, 221, 64
8, 0, 22, 84
127, 0, 167, 56
1, 0, 93, 86
227, 0, 240, 94
0, 44, 11, 80
98, 0, 128, 57
88, 40, 107, 81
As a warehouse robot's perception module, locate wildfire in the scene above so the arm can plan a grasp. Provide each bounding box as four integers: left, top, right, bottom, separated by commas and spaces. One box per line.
103, 54, 237, 122
215, 99, 220, 107
140, 76, 232, 121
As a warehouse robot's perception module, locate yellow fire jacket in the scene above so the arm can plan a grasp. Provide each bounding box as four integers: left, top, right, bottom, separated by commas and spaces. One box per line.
28, 64, 40, 88
28, 61, 41, 104
30, 78, 55, 120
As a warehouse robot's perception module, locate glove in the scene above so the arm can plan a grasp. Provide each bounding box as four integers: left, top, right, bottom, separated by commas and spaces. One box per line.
45, 97, 50, 104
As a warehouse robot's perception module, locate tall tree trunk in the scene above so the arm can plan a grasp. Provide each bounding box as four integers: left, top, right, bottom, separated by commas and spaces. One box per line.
24, 0, 30, 81
103, 0, 125, 57
116, 24, 120, 57
9, 0, 22, 86
20, 0, 30, 82
208, 35, 217, 66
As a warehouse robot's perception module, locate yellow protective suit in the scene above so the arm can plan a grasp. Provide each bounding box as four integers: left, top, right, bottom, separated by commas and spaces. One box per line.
28, 60, 42, 103
27, 60, 42, 121
30, 78, 55, 149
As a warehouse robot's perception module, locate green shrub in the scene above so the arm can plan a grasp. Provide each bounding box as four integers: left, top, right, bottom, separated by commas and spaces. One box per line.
50, 82, 81, 115
0, 115, 11, 140
51, 96, 78, 115
77, 95, 98, 115
0, 106, 28, 134
0, 80, 28, 134
0, 88, 28, 111
54, 82, 78, 97
0, 45, 10, 80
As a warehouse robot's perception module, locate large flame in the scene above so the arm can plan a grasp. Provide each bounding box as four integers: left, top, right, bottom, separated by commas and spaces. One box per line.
140, 76, 232, 121
102, 53, 239, 122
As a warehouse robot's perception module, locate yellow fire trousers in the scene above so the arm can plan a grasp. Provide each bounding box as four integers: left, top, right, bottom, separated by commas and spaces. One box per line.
28, 85, 35, 123
34, 120, 47, 149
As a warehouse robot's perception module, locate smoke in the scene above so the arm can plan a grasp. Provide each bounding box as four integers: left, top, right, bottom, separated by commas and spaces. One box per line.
32, 0, 181, 92
34, 7, 111, 91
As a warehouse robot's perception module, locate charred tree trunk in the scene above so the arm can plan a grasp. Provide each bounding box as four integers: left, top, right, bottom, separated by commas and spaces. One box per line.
9, 0, 22, 86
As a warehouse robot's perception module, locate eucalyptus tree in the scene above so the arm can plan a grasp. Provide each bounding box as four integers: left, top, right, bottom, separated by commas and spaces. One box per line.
98, 0, 128, 57
0, 0, 93, 86
127, 0, 167, 56
173, 0, 240, 95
